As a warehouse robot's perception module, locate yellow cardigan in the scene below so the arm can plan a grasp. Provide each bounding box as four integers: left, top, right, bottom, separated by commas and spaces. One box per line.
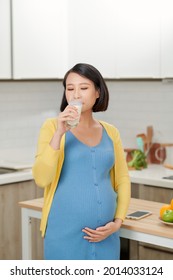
32, 118, 131, 237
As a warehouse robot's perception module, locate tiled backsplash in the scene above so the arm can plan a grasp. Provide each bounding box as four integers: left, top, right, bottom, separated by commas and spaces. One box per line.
0, 80, 173, 162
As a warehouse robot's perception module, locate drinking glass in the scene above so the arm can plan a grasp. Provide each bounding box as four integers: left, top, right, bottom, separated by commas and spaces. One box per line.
66, 99, 82, 128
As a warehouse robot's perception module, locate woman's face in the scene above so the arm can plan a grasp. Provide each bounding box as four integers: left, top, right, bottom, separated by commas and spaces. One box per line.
65, 72, 99, 112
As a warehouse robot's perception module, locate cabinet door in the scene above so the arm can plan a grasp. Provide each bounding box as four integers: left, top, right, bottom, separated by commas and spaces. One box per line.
0, 180, 43, 260
68, 0, 161, 78
68, 0, 117, 78
12, 0, 68, 79
0, 0, 11, 78
161, 0, 173, 78
115, 0, 160, 78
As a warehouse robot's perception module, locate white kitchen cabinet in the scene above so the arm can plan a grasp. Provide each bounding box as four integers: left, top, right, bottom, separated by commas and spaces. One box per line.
68, 0, 117, 78
68, 0, 161, 78
161, 0, 173, 78
10, 0, 173, 79
12, 0, 68, 79
0, 0, 11, 79
115, 0, 161, 78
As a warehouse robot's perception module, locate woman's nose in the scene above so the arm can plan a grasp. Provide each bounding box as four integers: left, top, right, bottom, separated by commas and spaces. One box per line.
74, 90, 81, 99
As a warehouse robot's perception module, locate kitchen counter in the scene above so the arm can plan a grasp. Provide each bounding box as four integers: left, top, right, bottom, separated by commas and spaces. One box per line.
19, 197, 173, 259
0, 169, 32, 185
129, 164, 173, 188
0, 148, 33, 185
0, 164, 173, 188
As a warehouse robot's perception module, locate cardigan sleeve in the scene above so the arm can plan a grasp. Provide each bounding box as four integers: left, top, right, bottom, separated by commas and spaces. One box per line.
32, 118, 61, 188
112, 127, 131, 221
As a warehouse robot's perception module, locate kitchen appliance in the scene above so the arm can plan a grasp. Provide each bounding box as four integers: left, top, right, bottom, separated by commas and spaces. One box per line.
162, 175, 173, 180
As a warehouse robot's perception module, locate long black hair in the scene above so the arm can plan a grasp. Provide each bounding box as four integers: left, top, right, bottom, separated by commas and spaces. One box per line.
60, 63, 109, 112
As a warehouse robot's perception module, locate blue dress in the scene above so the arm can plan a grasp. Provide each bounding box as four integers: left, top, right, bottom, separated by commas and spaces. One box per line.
44, 128, 120, 260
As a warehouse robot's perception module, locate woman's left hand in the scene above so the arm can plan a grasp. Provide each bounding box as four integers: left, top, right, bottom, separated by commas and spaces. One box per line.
82, 219, 122, 243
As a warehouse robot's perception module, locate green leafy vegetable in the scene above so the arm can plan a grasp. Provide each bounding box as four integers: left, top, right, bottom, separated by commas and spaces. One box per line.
128, 150, 147, 170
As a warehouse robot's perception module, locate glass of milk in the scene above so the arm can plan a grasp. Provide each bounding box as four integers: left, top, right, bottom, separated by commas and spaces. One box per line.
66, 99, 82, 128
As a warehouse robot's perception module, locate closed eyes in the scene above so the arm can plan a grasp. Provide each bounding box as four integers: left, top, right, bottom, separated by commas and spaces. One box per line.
67, 87, 88, 91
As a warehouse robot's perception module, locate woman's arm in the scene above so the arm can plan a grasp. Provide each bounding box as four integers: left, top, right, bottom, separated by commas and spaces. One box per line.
32, 103, 79, 187
113, 128, 131, 221
32, 119, 62, 188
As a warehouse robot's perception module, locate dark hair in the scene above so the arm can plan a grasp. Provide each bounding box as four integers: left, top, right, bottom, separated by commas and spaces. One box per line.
60, 63, 109, 112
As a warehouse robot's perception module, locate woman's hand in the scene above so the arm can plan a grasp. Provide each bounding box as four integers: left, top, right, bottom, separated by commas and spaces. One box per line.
57, 105, 79, 136
82, 219, 122, 243
50, 105, 78, 150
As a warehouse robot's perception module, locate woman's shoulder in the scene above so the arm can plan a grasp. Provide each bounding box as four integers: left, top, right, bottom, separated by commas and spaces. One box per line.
99, 120, 121, 144
99, 120, 119, 134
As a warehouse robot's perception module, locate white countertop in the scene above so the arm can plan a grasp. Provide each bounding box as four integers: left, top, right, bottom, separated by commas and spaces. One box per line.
0, 169, 33, 185
0, 148, 34, 185
0, 164, 173, 188
129, 164, 173, 188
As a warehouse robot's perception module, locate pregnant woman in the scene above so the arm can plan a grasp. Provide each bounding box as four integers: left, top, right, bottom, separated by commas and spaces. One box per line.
32, 63, 131, 260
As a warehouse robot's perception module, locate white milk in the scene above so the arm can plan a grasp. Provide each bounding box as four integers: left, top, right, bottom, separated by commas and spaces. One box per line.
66, 100, 82, 128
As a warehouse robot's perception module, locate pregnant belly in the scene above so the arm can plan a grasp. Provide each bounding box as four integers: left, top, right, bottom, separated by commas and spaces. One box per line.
48, 182, 117, 230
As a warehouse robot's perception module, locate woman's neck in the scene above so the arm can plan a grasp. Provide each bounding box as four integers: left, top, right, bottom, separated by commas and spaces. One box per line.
72, 110, 100, 130
78, 111, 96, 128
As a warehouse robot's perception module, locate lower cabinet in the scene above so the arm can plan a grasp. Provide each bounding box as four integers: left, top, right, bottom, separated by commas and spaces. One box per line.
131, 183, 173, 203
138, 243, 173, 260
0, 180, 43, 260
129, 183, 173, 260
129, 240, 173, 260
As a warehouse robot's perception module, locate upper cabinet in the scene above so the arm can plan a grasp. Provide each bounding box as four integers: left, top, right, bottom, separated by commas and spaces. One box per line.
12, 0, 68, 79
115, 0, 161, 78
1, 0, 173, 79
161, 0, 173, 78
0, 0, 11, 79
68, 0, 117, 78
68, 0, 161, 79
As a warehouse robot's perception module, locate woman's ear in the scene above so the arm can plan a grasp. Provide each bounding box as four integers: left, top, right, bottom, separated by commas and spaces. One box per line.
96, 88, 100, 99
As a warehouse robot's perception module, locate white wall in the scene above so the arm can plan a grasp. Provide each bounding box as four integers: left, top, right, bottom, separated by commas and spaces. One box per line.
0, 80, 173, 162
100, 80, 173, 146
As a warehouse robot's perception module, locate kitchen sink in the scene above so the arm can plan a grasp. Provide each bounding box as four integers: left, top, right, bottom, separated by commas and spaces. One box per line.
0, 168, 17, 175
162, 175, 173, 180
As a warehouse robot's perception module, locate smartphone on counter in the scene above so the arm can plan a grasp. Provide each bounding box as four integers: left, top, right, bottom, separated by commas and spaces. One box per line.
126, 210, 152, 220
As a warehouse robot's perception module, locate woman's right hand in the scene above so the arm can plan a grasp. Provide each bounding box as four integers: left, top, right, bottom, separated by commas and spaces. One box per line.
56, 105, 78, 136
50, 105, 78, 150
